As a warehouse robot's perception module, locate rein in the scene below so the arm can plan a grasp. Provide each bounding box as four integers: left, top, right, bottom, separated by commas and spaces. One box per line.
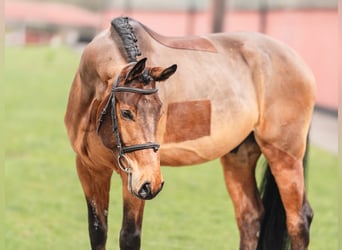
97, 77, 160, 173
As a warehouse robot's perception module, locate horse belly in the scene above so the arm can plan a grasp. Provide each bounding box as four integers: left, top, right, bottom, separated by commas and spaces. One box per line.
159, 128, 251, 166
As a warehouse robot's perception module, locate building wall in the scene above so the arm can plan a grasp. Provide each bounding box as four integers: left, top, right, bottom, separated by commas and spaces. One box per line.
107, 0, 337, 11
227, 9, 338, 110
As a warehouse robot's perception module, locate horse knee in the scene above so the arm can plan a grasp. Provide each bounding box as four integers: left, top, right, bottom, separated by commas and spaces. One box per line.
86, 199, 108, 250
120, 228, 141, 250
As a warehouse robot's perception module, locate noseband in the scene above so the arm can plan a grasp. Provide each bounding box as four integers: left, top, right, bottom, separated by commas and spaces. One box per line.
97, 76, 160, 173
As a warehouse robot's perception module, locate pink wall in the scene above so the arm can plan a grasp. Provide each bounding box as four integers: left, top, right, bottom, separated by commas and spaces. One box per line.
226, 9, 338, 109
265, 10, 337, 110
103, 9, 338, 110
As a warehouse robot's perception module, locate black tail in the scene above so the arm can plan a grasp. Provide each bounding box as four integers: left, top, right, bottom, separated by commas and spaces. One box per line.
257, 137, 310, 250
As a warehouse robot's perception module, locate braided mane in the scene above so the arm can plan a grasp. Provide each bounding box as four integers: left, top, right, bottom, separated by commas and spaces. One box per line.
111, 17, 141, 62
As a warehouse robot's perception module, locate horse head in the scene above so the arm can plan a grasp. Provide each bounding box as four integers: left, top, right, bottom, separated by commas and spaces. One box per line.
97, 58, 177, 200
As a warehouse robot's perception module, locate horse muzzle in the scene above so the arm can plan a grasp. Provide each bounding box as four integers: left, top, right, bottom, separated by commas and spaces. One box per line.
122, 152, 164, 200
132, 180, 164, 200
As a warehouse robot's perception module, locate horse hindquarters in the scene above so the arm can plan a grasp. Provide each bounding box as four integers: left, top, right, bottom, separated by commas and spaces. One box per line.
249, 34, 315, 249
221, 131, 313, 250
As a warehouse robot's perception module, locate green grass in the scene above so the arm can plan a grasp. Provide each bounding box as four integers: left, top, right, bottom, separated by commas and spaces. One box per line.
4, 46, 338, 249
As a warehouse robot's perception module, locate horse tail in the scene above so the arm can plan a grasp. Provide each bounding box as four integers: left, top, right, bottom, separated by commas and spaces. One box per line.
257, 136, 310, 250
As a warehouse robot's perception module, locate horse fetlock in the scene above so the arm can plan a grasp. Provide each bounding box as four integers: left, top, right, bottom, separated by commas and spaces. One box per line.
238, 212, 263, 249
287, 219, 310, 250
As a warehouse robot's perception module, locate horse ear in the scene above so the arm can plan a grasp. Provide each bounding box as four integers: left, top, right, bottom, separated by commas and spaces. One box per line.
125, 58, 147, 82
150, 64, 177, 81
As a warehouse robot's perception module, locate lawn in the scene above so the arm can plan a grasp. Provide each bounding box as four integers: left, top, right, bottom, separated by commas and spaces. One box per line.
4, 46, 338, 249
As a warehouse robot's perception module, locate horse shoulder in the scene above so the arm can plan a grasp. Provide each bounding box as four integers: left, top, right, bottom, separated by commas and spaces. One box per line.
65, 30, 121, 163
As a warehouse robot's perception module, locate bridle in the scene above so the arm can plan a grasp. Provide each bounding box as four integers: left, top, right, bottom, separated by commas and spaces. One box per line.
97, 75, 160, 174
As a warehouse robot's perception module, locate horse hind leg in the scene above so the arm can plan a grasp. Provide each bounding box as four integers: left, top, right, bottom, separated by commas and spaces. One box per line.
256, 135, 313, 250
221, 133, 263, 250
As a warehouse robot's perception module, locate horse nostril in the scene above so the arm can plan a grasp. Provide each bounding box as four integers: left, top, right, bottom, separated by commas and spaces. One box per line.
138, 182, 152, 200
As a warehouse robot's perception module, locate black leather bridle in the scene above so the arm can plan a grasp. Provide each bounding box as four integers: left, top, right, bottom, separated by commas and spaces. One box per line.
97, 76, 160, 174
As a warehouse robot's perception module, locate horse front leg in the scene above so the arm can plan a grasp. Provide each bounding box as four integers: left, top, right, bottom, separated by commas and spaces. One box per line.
120, 173, 145, 250
221, 134, 263, 250
76, 157, 113, 250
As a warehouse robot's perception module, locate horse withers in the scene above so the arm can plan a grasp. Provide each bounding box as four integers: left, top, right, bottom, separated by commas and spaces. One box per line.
64, 17, 315, 250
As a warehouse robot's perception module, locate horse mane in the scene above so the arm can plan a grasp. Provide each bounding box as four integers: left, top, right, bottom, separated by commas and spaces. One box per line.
111, 17, 141, 62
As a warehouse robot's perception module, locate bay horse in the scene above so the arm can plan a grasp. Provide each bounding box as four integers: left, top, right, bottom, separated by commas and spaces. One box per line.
65, 17, 315, 250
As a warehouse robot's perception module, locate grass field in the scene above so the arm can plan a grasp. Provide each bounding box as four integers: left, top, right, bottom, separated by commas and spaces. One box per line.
4, 46, 338, 249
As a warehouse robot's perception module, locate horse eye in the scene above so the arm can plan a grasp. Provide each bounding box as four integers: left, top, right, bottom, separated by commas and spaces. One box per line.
120, 110, 134, 121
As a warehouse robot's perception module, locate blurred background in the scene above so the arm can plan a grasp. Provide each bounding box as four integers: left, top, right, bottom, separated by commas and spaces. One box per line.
4, 1, 338, 249
5, 0, 338, 112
